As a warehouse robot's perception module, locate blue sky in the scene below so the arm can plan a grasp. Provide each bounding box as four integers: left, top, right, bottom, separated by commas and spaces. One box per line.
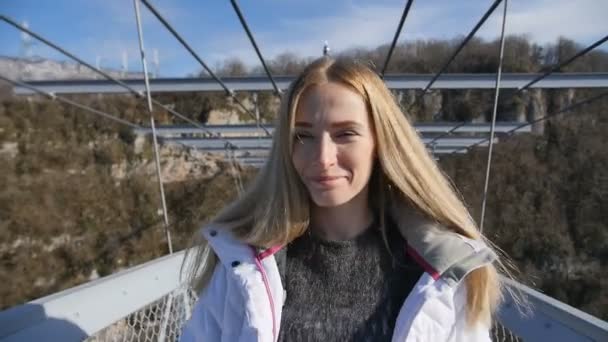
1, 0, 607, 77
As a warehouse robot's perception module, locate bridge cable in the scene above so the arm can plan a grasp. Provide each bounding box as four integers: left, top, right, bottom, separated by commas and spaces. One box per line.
226, 145, 245, 195
426, 34, 608, 148
133, 0, 173, 255
380, 0, 415, 78
449, 89, 608, 155
417, 0, 503, 98
230, 0, 281, 96
0, 15, 241, 150
138, 0, 272, 137
479, 0, 508, 233
0, 74, 140, 129
515, 34, 608, 95
404, 0, 502, 119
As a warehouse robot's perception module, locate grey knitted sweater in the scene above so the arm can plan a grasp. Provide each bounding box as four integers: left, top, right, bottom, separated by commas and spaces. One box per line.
276, 219, 423, 342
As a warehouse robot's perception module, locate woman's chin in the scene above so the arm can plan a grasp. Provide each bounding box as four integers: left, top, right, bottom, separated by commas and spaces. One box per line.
310, 192, 351, 208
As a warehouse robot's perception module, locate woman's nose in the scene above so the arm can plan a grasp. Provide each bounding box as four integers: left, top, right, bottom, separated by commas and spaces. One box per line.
313, 135, 337, 168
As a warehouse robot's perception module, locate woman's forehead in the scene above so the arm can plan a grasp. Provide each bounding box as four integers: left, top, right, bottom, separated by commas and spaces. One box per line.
295, 83, 368, 125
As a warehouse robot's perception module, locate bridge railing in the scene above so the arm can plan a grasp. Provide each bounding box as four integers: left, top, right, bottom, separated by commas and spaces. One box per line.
12, 73, 608, 95
1, 251, 606, 341
499, 278, 608, 341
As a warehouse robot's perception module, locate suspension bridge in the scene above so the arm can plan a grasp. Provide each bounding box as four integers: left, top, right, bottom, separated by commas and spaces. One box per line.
0, 0, 607, 341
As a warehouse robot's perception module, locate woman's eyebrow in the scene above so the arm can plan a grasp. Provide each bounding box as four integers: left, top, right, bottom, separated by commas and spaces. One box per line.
331, 120, 363, 129
294, 120, 363, 129
294, 121, 313, 128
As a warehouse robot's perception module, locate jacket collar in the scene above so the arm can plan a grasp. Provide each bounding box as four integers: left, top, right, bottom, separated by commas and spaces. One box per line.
202, 209, 496, 287
391, 208, 497, 286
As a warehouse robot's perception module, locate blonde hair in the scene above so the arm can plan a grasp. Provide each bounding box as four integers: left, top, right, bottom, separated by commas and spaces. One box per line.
183, 57, 505, 326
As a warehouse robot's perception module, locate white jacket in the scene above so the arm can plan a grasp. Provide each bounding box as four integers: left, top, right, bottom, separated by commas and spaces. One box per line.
180, 217, 496, 342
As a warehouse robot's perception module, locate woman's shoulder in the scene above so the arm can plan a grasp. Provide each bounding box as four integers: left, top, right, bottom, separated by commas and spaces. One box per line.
389, 211, 496, 286
197, 223, 254, 266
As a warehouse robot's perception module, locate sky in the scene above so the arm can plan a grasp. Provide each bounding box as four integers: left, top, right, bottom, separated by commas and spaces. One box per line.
1, 0, 607, 77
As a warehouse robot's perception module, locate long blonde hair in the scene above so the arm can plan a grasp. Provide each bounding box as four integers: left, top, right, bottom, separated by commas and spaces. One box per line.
183, 57, 504, 326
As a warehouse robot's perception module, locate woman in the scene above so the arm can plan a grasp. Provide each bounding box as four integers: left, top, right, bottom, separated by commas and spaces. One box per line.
179, 57, 504, 341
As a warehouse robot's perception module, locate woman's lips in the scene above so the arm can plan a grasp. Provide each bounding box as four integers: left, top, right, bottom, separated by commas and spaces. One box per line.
310, 176, 343, 188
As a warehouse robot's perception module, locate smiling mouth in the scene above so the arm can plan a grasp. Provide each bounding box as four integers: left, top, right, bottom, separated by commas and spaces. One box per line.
313, 176, 342, 181
310, 176, 343, 188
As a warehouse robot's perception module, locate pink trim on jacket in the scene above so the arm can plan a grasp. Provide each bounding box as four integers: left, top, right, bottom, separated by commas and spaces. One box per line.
257, 245, 283, 260
250, 246, 278, 341
406, 244, 441, 280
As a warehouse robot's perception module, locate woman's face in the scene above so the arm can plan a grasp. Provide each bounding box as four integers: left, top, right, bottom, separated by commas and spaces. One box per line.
292, 82, 376, 208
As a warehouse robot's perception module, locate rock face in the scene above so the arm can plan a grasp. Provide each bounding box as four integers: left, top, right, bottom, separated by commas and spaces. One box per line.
134, 135, 146, 154
206, 108, 243, 125
206, 96, 264, 125
158, 143, 223, 183
527, 89, 547, 134
422, 90, 443, 120
0, 142, 18, 158
111, 142, 222, 183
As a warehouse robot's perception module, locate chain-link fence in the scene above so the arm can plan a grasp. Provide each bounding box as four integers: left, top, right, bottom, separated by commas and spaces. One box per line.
87, 286, 198, 342
492, 320, 523, 342
86, 283, 525, 342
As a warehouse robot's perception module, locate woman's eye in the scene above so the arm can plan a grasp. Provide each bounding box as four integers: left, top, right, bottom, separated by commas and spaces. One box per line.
337, 130, 358, 138
294, 132, 312, 142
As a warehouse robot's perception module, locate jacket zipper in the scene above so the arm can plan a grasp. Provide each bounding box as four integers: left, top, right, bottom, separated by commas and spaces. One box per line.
252, 248, 277, 341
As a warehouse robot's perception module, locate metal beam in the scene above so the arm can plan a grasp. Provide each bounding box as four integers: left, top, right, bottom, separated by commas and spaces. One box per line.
164, 136, 493, 150
134, 122, 530, 136
218, 146, 468, 168
227, 146, 466, 159
207, 146, 467, 163
12, 73, 608, 95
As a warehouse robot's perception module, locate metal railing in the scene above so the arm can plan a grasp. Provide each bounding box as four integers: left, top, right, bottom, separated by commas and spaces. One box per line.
1, 251, 607, 341
12, 73, 608, 95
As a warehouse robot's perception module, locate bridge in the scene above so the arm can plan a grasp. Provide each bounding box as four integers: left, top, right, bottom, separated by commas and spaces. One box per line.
133, 123, 530, 167
1, 251, 607, 341
12, 73, 608, 95
1, 0, 607, 340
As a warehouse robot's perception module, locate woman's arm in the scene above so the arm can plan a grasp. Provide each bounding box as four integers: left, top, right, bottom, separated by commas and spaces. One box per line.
179, 264, 226, 341
447, 280, 493, 342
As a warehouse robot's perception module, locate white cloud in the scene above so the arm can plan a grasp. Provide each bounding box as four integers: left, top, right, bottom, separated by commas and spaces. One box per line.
208, 1, 444, 66
478, 0, 608, 44
233, 0, 608, 69
98, 0, 191, 27
73, 0, 608, 76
